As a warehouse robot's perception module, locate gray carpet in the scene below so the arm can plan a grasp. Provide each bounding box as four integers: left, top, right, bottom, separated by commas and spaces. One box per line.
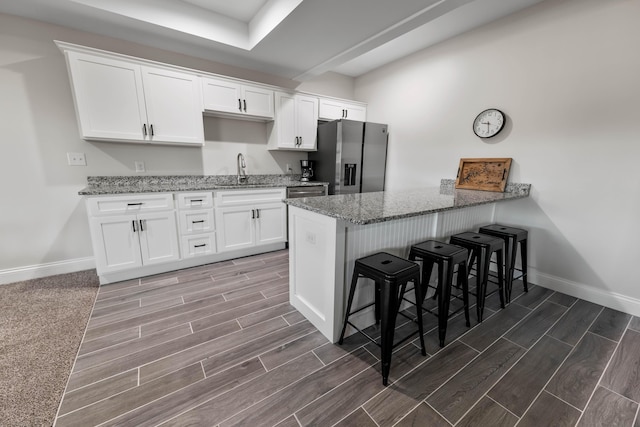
0, 270, 99, 426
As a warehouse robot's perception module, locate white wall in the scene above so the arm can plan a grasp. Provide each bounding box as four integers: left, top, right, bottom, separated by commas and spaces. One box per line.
355, 0, 640, 313
0, 13, 352, 282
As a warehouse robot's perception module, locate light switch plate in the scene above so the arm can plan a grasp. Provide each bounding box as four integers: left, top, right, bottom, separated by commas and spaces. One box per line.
67, 152, 86, 166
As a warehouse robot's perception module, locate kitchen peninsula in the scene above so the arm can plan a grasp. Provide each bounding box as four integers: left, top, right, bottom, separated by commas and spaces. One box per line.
284, 180, 531, 342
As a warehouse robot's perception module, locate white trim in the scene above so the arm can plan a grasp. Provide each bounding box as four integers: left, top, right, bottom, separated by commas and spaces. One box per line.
530, 267, 640, 317
0, 257, 96, 286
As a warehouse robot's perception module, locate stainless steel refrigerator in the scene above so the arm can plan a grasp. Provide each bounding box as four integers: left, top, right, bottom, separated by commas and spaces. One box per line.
308, 119, 388, 195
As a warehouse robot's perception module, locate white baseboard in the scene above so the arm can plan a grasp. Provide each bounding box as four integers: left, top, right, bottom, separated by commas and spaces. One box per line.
530, 268, 640, 318
0, 257, 96, 286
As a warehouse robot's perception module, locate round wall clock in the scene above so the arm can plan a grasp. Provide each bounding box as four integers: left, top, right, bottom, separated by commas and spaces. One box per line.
473, 108, 505, 138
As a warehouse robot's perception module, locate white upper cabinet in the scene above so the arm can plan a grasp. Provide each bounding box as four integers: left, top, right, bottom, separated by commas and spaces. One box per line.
268, 92, 318, 151
202, 77, 274, 120
65, 51, 204, 145
318, 98, 367, 122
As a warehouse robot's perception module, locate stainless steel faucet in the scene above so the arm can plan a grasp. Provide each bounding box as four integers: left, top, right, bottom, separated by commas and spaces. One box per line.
237, 153, 248, 184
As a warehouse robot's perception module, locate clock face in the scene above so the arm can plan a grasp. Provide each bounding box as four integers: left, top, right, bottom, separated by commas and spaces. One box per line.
473, 109, 505, 138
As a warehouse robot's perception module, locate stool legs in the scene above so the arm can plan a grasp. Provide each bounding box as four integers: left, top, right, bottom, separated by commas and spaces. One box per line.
469, 247, 504, 322
504, 235, 518, 303
436, 259, 454, 347
521, 239, 529, 293
458, 262, 471, 328
379, 280, 398, 386
338, 271, 361, 345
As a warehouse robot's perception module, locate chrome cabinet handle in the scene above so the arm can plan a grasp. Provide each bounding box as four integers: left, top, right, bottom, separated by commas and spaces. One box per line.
150, 124, 154, 136
194, 244, 206, 248
238, 99, 242, 111
251, 209, 255, 219
143, 124, 147, 136
127, 202, 143, 206
132, 220, 137, 232
139, 219, 145, 231
191, 220, 205, 224
256, 209, 260, 219
243, 99, 247, 112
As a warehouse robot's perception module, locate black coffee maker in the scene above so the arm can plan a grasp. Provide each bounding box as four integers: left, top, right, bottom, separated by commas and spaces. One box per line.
300, 160, 315, 182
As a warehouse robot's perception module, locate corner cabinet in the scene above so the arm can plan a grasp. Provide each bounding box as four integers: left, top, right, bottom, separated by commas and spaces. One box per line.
62, 49, 204, 145
86, 194, 180, 274
268, 92, 318, 151
214, 188, 287, 252
319, 98, 367, 122
202, 77, 274, 120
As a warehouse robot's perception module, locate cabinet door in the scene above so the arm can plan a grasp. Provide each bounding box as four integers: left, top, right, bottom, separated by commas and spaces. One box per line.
215, 206, 255, 252
242, 85, 274, 119
255, 203, 287, 245
137, 211, 180, 266
90, 215, 143, 274
201, 77, 243, 114
318, 98, 367, 121
296, 95, 319, 150
66, 52, 147, 141
344, 103, 367, 121
318, 99, 345, 121
273, 92, 297, 149
141, 66, 204, 145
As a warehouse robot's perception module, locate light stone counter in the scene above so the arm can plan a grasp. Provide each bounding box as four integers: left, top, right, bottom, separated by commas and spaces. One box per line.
284, 181, 530, 225
79, 175, 328, 195
286, 179, 531, 342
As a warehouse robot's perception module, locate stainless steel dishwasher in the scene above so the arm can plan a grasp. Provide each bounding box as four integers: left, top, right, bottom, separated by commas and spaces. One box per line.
286, 185, 327, 198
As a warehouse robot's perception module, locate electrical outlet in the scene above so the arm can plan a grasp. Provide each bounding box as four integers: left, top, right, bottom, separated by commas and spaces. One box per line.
286, 163, 292, 173
306, 231, 316, 245
67, 152, 86, 166
135, 161, 145, 173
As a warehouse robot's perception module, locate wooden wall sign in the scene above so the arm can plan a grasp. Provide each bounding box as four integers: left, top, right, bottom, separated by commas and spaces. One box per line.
455, 158, 512, 192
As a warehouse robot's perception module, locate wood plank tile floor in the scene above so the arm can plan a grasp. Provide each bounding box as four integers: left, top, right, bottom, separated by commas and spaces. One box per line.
54, 249, 640, 426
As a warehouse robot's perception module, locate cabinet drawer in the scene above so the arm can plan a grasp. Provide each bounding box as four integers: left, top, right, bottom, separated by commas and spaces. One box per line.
177, 192, 213, 209
178, 209, 215, 234
87, 193, 174, 216
214, 188, 285, 206
181, 233, 216, 258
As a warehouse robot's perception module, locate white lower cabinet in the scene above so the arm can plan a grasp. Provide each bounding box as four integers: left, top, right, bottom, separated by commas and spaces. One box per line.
90, 210, 180, 274
214, 189, 287, 253
86, 188, 287, 283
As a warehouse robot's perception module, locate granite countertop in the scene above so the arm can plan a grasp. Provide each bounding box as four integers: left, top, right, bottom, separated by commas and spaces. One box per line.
284, 180, 531, 225
79, 175, 329, 195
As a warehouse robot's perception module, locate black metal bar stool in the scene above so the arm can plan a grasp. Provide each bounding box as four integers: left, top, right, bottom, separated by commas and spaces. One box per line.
478, 224, 529, 303
408, 240, 470, 348
338, 252, 426, 386
449, 232, 505, 322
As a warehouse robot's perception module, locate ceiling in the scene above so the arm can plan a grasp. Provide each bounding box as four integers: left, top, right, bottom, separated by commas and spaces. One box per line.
0, 0, 545, 81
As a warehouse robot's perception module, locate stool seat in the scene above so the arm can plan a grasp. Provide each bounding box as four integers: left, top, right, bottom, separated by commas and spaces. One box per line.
451, 231, 505, 248
449, 232, 505, 322
355, 252, 423, 282
411, 240, 469, 261
478, 224, 529, 302
479, 224, 528, 240
409, 241, 470, 348
339, 252, 426, 386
